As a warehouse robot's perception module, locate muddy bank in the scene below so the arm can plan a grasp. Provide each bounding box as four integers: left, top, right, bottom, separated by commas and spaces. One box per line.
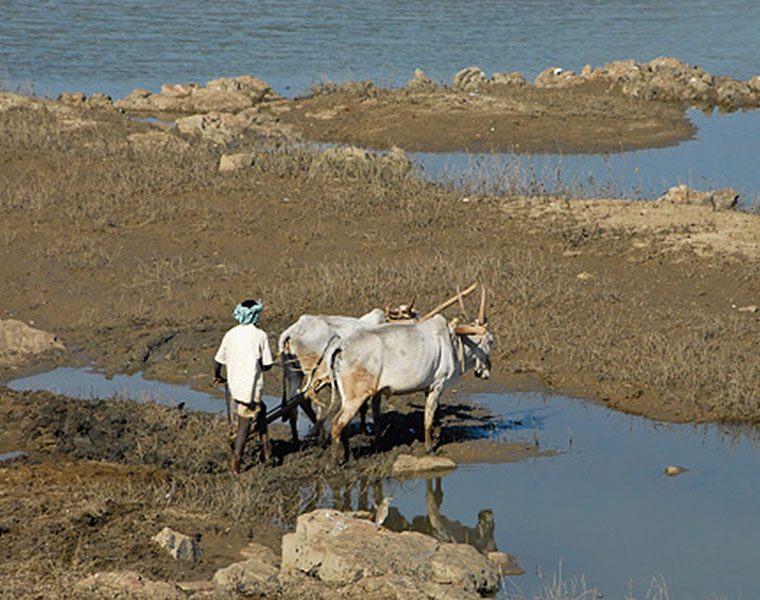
0, 385, 536, 598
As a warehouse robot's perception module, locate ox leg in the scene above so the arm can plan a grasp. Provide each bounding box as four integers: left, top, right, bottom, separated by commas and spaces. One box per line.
371, 393, 382, 451
423, 389, 443, 453
331, 402, 362, 464
359, 402, 369, 434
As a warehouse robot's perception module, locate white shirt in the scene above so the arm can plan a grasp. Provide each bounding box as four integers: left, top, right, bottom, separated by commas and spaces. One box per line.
215, 324, 273, 404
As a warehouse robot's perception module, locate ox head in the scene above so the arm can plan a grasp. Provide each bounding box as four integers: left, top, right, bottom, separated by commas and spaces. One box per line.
452, 288, 492, 379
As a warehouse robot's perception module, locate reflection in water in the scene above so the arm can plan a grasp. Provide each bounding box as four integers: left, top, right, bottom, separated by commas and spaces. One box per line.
387, 478, 496, 555
304, 475, 497, 556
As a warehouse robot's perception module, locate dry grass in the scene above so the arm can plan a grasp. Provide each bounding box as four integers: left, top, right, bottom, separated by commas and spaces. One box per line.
1, 98, 759, 423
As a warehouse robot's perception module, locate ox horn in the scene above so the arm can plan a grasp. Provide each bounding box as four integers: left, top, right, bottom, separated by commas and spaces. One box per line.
456, 285, 471, 321
420, 282, 478, 321
477, 286, 487, 325
453, 324, 487, 336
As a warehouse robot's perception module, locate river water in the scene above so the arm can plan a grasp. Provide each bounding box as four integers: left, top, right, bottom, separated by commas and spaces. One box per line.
3, 2, 760, 596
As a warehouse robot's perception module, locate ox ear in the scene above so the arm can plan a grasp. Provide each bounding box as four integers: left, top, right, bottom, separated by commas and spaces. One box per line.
477, 287, 487, 325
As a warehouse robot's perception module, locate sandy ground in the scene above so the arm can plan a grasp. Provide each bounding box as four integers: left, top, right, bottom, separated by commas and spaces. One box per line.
1, 84, 759, 597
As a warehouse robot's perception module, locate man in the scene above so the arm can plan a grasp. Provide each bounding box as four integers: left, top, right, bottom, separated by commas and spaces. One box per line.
214, 299, 274, 474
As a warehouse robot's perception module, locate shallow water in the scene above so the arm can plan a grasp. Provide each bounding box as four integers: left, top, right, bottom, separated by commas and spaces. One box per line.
384, 391, 760, 598
416, 108, 760, 206
7, 367, 760, 596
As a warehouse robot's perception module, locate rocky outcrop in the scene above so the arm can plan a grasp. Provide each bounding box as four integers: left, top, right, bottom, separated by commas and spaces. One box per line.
656, 184, 740, 211
0, 319, 65, 367
115, 75, 281, 114
279, 509, 501, 598
443, 57, 758, 110
173, 104, 296, 144
529, 56, 760, 110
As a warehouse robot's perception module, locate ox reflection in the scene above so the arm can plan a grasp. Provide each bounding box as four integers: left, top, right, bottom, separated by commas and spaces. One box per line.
305, 476, 497, 556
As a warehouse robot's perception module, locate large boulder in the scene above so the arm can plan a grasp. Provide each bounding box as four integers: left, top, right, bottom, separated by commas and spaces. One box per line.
281, 509, 500, 597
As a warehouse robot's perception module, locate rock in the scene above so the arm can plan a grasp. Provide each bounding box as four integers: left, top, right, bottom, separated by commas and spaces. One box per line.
213, 557, 279, 593
430, 543, 501, 594
343, 573, 482, 599
487, 551, 524, 576
75, 571, 184, 598
452, 67, 487, 92
57, 91, 114, 109
665, 465, 688, 477
152, 526, 202, 562
280, 509, 499, 596
175, 112, 238, 144
734, 305, 759, 313
534, 67, 582, 88
0, 319, 65, 366
239, 541, 279, 565
655, 184, 739, 211
115, 74, 280, 114
749, 75, 760, 93
488, 72, 527, 87
407, 68, 438, 93
392, 453, 457, 476
708, 189, 740, 211
219, 152, 255, 172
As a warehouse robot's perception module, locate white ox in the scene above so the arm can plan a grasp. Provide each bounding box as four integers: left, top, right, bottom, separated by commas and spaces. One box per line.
328, 296, 491, 462
278, 309, 387, 443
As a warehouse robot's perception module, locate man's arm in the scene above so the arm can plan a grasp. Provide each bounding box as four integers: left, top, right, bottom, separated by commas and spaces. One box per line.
213, 361, 226, 383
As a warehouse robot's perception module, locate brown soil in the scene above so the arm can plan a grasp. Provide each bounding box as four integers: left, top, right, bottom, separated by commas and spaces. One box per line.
0, 86, 758, 597
278, 81, 696, 153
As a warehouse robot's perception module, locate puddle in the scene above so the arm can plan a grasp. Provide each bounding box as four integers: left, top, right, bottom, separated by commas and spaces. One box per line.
6, 367, 313, 434
0, 451, 28, 462
6, 367, 277, 418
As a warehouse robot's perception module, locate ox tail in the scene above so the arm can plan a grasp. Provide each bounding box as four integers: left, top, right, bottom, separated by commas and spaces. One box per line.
325, 335, 344, 420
